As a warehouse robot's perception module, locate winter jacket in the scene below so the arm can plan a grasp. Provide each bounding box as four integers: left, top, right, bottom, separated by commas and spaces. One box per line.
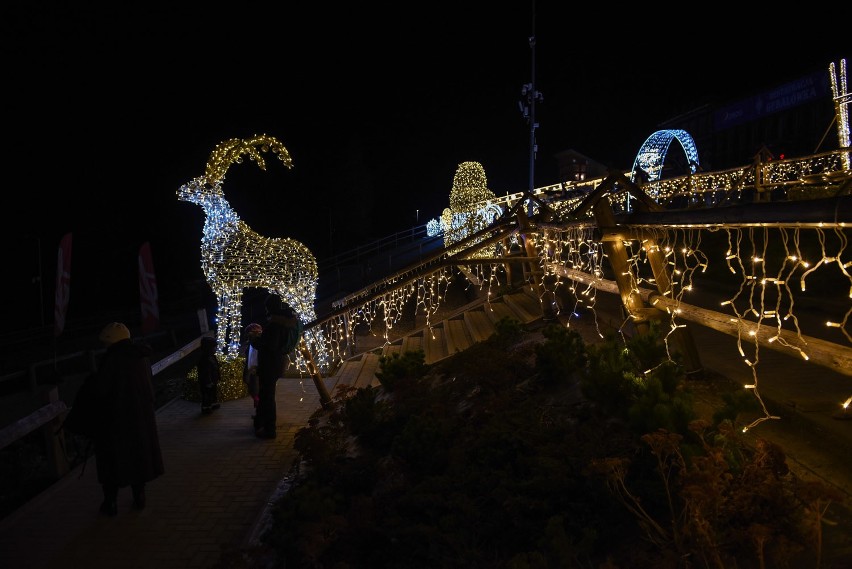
251, 309, 301, 383
91, 339, 165, 487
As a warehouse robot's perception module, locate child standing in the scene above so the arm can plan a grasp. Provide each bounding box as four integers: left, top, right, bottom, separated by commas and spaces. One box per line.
197, 336, 221, 415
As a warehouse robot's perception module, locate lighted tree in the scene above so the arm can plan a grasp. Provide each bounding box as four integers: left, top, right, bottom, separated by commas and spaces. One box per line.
440, 161, 501, 257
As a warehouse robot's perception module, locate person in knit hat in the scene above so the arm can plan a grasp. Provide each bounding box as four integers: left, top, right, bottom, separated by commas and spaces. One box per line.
90, 322, 164, 516
249, 294, 302, 439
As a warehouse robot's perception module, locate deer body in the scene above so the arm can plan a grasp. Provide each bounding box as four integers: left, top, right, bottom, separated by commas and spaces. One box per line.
177, 135, 319, 360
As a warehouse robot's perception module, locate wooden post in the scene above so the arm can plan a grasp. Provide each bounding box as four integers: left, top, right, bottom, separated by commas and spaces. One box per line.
617, 170, 705, 376
501, 236, 513, 287
516, 212, 550, 319
298, 339, 333, 410
343, 312, 353, 358
516, 212, 544, 289
753, 150, 771, 203
592, 197, 653, 335
41, 387, 69, 479
641, 236, 704, 377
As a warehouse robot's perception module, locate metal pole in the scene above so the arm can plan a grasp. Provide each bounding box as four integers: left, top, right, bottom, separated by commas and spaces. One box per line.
25, 235, 46, 328
528, 15, 536, 194
37, 237, 45, 327
522, 2, 541, 216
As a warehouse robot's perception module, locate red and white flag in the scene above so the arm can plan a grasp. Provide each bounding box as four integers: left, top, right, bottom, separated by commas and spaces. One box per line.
138, 241, 160, 334
53, 232, 72, 337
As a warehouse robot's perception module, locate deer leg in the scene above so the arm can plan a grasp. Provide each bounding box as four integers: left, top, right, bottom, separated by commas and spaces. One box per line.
223, 288, 244, 359
213, 289, 229, 357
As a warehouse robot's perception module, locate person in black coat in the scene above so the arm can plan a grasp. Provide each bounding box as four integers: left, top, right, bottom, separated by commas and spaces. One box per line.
91, 322, 165, 516
250, 294, 301, 439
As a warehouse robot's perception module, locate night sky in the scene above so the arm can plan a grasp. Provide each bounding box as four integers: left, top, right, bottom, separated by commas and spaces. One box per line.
1, 3, 846, 332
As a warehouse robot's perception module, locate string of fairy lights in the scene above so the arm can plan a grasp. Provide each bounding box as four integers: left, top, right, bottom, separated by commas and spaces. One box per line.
532, 219, 852, 432
186, 152, 851, 417
314, 161, 851, 430
830, 58, 850, 170
438, 149, 849, 222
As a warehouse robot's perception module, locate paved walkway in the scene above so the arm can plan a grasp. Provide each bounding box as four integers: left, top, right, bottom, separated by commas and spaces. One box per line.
0, 378, 323, 569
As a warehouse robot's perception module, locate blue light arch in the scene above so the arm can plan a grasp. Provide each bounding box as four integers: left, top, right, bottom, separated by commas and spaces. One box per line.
630, 129, 700, 183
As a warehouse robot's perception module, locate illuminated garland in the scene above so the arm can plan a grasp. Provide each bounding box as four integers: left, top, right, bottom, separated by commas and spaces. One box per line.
442, 150, 850, 220
829, 58, 850, 170
311, 268, 456, 372
541, 223, 851, 432
539, 225, 606, 336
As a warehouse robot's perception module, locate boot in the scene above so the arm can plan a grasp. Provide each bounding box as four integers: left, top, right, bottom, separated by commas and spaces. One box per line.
99, 499, 117, 516
101, 484, 118, 516
132, 484, 146, 510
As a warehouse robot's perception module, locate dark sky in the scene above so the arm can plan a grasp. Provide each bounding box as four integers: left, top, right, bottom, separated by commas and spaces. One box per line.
1, 2, 846, 330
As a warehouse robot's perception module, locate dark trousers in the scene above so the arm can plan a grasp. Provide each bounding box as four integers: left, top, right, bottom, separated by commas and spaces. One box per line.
201, 383, 218, 410
254, 376, 277, 434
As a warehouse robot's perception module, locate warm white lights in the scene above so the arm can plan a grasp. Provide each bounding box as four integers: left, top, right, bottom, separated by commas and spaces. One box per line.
439, 162, 502, 257
177, 135, 320, 363
829, 59, 850, 170
171, 109, 848, 435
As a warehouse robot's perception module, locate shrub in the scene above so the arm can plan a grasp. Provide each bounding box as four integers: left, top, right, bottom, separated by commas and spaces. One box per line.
265, 318, 841, 568
375, 349, 426, 392
534, 323, 587, 386
493, 315, 524, 345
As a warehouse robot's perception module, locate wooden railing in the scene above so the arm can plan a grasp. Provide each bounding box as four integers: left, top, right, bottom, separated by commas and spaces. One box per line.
0, 333, 208, 480
293, 149, 852, 411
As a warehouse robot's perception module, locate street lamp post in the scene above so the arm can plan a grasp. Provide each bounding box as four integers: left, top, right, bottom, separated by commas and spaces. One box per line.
36, 237, 44, 327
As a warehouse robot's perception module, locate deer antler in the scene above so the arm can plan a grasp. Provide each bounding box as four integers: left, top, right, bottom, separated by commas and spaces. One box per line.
205, 134, 293, 184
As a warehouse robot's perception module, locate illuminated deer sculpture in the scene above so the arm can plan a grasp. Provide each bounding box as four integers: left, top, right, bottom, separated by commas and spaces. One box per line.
177, 134, 319, 361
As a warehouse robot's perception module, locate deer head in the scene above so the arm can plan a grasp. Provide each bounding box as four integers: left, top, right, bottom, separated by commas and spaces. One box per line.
177, 176, 223, 206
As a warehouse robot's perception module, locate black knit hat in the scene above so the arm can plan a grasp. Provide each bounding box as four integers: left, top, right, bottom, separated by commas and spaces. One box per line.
265, 294, 282, 313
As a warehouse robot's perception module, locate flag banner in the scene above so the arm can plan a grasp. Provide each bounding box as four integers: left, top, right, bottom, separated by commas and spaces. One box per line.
138, 241, 160, 334
53, 233, 72, 337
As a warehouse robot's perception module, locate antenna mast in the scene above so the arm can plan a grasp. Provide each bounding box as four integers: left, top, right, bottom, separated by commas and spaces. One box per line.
519, 1, 542, 211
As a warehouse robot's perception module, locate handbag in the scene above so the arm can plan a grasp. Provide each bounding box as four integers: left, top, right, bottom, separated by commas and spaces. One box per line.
56, 374, 100, 477
60, 374, 100, 439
